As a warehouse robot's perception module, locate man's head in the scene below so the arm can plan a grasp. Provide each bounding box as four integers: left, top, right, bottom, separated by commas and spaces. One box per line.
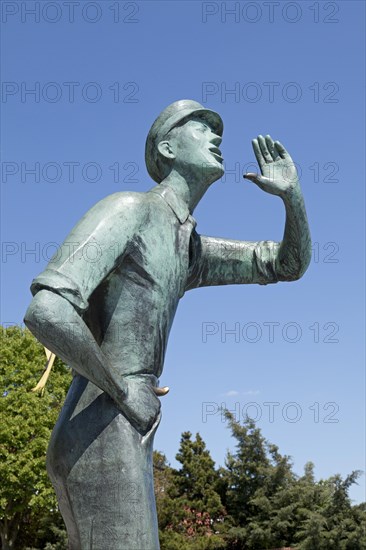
145, 100, 224, 185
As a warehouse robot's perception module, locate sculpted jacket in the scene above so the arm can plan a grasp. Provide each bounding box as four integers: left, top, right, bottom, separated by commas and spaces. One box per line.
30, 183, 279, 433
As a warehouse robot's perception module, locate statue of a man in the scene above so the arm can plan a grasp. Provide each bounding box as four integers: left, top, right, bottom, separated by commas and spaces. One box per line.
24, 100, 311, 549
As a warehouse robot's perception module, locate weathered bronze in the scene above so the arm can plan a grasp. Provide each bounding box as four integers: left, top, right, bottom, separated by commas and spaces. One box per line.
24, 99, 311, 549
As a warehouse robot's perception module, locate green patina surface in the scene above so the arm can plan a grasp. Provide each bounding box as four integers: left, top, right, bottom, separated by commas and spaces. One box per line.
24, 100, 311, 549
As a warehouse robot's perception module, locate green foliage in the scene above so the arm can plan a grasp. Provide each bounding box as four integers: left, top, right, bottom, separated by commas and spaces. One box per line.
222, 412, 294, 524
0, 326, 71, 550
173, 432, 224, 519
220, 412, 366, 549
155, 411, 366, 550
2, 330, 365, 549
295, 472, 366, 550
220, 411, 297, 549
155, 434, 226, 549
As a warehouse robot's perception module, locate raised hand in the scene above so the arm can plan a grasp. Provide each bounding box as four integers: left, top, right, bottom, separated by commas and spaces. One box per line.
243, 135, 299, 198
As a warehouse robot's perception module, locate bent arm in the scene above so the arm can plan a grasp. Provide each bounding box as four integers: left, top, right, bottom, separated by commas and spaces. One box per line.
24, 289, 126, 406
186, 233, 280, 289
245, 135, 311, 281
186, 135, 311, 290
275, 183, 311, 281
186, 188, 311, 290
186, 186, 310, 289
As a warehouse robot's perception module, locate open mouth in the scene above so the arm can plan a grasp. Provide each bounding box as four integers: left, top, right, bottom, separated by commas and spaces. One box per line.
209, 146, 223, 162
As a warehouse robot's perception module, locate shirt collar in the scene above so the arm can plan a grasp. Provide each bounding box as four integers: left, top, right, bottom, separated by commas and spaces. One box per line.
150, 184, 194, 225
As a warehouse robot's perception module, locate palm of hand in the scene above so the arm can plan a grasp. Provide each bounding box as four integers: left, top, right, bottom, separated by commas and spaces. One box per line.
244, 135, 299, 197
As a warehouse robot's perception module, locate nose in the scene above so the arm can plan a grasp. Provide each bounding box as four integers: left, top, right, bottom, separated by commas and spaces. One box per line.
210, 133, 222, 147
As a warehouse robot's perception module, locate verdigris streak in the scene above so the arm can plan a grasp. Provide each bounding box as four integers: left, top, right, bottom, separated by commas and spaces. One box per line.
24, 100, 312, 549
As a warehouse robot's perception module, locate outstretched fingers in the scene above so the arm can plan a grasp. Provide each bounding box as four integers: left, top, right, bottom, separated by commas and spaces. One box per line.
265, 135, 280, 161
252, 138, 266, 171
274, 140, 289, 160
258, 135, 274, 164
249, 135, 292, 184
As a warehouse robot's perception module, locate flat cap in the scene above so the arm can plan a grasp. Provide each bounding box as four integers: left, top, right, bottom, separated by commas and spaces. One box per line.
145, 99, 223, 183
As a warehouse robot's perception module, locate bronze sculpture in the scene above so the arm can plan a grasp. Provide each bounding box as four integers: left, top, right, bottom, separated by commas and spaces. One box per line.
24, 99, 311, 549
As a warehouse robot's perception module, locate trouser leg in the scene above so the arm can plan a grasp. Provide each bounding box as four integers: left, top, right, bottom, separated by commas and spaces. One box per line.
47, 375, 161, 550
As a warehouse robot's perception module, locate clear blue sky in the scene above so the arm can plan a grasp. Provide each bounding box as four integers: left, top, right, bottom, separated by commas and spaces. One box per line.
1, 1, 365, 503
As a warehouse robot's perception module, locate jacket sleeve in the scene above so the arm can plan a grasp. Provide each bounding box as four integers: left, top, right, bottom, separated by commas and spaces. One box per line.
185, 231, 280, 290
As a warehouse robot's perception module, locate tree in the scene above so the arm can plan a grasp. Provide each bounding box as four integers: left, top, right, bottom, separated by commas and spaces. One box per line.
173, 432, 224, 520
155, 433, 226, 550
218, 412, 366, 550
222, 412, 272, 526
296, 471, 366, 550
218, 412, 293, 548
3, 327, 364, 549
0, 326, 71, 550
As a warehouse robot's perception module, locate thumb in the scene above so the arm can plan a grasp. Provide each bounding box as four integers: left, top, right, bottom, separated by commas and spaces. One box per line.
243, 172, 262, 184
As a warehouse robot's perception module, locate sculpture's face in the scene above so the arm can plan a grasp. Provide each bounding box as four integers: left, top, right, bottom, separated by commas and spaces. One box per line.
171, 118, 224, 183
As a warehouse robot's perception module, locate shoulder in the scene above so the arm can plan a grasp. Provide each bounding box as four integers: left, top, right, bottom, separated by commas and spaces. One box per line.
72, 191, 153, 235
83, 191, 148, 219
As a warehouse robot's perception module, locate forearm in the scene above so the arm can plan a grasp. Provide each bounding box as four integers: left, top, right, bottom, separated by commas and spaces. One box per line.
24, 289, 126, 404
276, 184, 312, 280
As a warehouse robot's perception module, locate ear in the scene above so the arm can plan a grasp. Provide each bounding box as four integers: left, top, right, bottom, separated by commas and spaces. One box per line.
158, 140, 176, 160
